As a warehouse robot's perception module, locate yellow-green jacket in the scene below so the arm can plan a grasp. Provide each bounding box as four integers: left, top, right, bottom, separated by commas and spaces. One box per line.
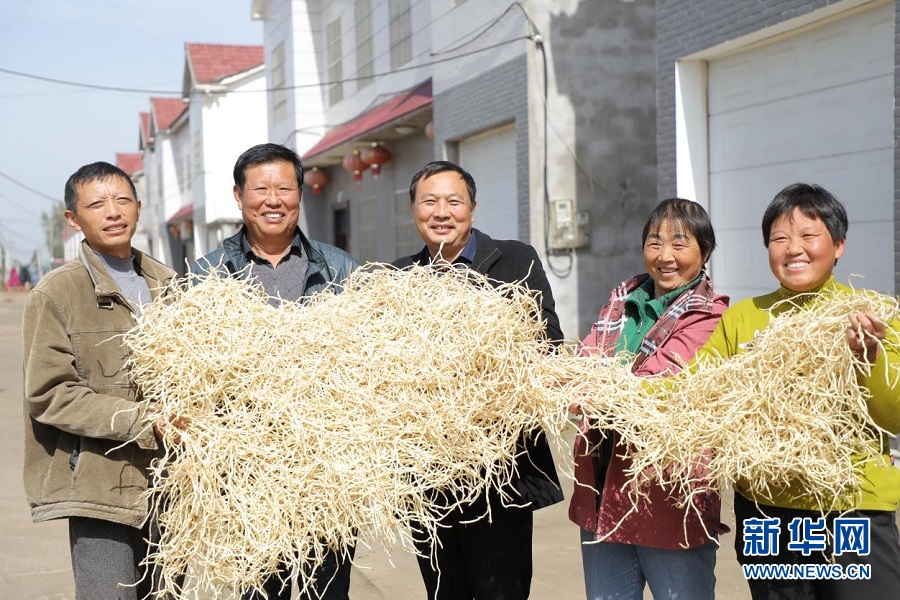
694, 277, 900, 511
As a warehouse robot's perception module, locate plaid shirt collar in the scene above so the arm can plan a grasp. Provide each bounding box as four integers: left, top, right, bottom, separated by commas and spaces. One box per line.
589, 271, 717, 370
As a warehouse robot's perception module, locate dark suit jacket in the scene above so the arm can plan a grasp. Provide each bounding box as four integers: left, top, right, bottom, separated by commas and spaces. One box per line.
393, 228, 564, 514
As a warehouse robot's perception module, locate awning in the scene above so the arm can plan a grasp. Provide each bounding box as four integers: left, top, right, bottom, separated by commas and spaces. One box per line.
303, 79, 432, 164
167, 203, 194, 224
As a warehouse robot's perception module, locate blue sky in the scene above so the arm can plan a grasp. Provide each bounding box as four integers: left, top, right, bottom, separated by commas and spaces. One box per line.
0, 1, 263, 263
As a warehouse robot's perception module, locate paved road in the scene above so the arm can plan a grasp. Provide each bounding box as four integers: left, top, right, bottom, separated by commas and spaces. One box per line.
0, 289, 752, 599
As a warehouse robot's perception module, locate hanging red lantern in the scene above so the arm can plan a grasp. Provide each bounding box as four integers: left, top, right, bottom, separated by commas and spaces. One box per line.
303, 166, 328, 194
360, 144, 392, 179
342, 150, 369, 183
424, 121, 435, 140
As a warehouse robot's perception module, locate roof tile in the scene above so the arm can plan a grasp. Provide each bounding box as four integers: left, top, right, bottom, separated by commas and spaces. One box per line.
186, 43, 264, 85
150, 97, 188, 131
116, 153, 143, 175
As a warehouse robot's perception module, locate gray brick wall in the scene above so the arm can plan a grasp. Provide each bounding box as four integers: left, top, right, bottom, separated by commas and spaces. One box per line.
657, 0, 899, 291
432, 56, 532, 241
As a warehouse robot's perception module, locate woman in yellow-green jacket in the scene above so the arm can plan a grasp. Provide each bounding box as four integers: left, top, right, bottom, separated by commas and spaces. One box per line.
694, 183, 900, 599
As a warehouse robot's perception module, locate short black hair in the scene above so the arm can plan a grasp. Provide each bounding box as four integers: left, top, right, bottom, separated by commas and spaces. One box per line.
64, 162, 137, 212
642, 198, 717, 263
761, 183, 848, 247
233, 143, 304, 192
409, 161, 476, 204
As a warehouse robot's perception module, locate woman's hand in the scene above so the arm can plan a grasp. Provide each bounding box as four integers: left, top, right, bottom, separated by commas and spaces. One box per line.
846, 311, 885, 364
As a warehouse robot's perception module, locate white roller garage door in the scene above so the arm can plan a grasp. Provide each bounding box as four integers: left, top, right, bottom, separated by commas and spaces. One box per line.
459, 123, 519, 241
707, 2, 893, 300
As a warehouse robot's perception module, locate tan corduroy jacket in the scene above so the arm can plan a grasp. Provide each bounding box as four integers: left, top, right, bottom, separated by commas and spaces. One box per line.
22, 241, 175, 527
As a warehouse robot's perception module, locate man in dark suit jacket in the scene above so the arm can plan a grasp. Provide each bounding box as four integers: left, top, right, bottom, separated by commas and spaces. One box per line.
393, 160, 564, 600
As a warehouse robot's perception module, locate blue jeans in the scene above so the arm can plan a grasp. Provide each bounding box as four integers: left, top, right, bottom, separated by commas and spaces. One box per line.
580, 528, 717, 600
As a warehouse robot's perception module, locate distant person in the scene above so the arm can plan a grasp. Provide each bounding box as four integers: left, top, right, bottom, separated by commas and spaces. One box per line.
569, 198, 728, 600
19, 261, 33, 289
191, 143, 360, 600
393, 160, 564, 600
7, 263, 20, 288
22, 161, 176, 598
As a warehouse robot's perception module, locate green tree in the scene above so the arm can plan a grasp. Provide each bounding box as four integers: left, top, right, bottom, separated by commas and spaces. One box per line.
40, 201, 66, 261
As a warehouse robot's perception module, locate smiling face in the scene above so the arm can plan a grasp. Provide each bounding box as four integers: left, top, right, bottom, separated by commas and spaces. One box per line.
64, 175, 140, 260
411, 170, 475, 260
643, 218, 706, 298
235, 160, 301, 252
767, 207, 844, 292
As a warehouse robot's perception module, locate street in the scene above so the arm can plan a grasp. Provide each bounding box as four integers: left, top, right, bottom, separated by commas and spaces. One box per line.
0, 289, 751, 599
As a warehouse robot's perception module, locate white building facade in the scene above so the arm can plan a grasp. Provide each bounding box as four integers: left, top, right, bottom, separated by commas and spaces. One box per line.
251, 0, 658, 339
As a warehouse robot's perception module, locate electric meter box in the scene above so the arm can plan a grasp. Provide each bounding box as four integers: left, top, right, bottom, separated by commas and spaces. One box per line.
549, 198, 590, 251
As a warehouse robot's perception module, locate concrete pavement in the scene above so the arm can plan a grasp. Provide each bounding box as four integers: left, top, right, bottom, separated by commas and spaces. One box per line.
1, 291, 74, 600
0, 289, 752, 599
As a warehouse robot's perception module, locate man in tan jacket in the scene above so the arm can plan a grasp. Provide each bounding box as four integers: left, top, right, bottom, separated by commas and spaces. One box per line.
22, 161, 175, 599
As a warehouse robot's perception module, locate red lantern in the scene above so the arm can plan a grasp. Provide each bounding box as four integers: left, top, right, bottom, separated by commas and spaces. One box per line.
342, 150, 369, 183
424, 121, 435, 141
360, 144, 391, 179
303, 166, 328, 194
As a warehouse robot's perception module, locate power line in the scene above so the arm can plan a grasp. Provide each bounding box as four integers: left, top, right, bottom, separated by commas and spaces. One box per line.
0, 34, 530, 97
0, 66, 178, 95
0, 170, 61, 203
0, 189, 41, 217
0, 221, 42, 247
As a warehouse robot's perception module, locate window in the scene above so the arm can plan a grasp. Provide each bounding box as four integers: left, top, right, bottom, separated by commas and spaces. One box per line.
271, 42, 288, 123
389, 0, 412, 69
326, 17, 343, 105
394, 190, 420, 257
355, 0, 374, 90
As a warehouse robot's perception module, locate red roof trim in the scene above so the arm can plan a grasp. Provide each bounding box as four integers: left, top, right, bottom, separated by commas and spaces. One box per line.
303, 79, 432, 160
167, 204, 194, 223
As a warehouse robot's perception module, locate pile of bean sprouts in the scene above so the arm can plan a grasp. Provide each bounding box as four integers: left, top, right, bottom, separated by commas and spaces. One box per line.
125, 267, 898, 597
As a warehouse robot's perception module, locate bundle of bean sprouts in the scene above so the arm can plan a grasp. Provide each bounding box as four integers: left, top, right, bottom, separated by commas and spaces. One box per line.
622, 289, 900, 514
126, 266, 899, 598
127, 264, 569, 598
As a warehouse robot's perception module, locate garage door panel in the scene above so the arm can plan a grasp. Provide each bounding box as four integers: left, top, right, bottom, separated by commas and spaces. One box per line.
709, 172, 773, 232
839, 222, 894, 294
713, 229, 772, 299
709, 6, 892, 114
709, 75, 892, 172
710, 148, 891, 229
707, 2, 893, 300
459, 124, 518, 241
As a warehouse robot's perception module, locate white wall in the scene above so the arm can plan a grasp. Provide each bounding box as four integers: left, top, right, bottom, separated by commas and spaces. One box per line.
290, 0, 432, 130
195, 70, 268, 246
429, 0, 527, 95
